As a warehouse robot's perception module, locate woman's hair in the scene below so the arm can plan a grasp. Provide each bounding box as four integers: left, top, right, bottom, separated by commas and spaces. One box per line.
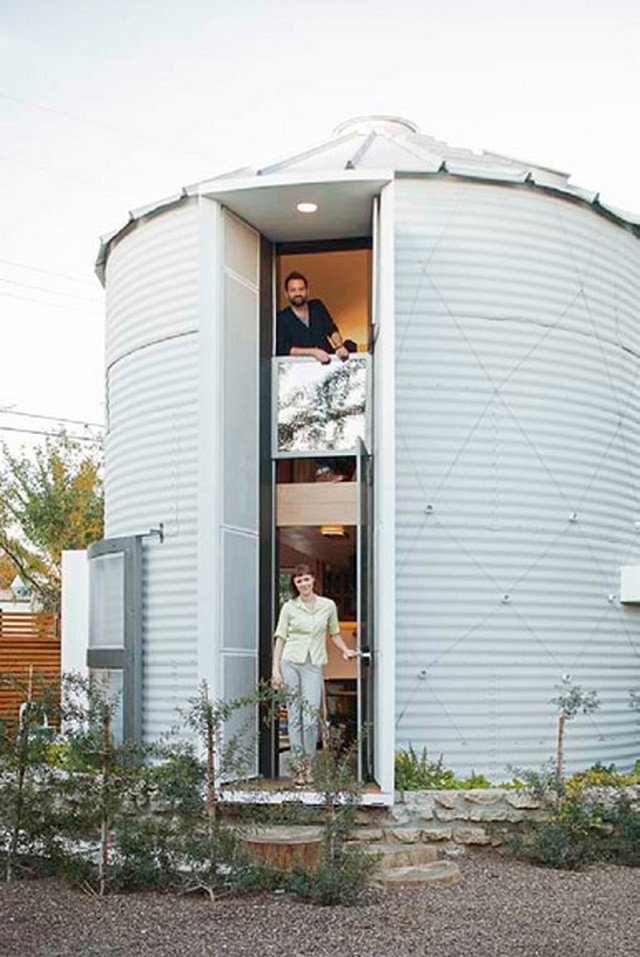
289, 563, 314, 597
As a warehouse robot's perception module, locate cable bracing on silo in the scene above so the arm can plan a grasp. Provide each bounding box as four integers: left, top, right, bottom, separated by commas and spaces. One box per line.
394, 177, 640, 776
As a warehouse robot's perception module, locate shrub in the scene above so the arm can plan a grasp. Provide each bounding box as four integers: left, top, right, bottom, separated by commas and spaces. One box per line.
601, 791, 640, 867
395, 746, 456, 790
283, 844, 376, 906
505, 768, 608, 870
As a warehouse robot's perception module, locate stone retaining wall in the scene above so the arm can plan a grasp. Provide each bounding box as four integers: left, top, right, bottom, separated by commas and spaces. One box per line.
349, 786, 640, 853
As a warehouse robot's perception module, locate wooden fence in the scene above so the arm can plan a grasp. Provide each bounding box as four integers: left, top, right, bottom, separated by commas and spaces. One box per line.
0, 612, 61, 726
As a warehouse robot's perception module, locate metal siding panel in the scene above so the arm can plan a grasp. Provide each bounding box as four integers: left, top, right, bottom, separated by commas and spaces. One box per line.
105, 203, 200, 367
105, 335, 198, 741
221, 531, 258, 652
218, 211, 260, 751
222, 275, 259, 531
394, 178, 640, 777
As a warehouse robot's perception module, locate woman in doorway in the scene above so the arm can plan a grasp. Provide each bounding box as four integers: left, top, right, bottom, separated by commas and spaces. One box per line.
272, 563, 357, 787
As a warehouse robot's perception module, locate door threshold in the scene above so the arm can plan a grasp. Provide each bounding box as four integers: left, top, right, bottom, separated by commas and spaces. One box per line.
220, 779, 392, 806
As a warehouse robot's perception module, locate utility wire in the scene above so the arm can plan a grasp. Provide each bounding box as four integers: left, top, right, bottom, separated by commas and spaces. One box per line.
0, 91, 215, 164
0, 276, 102, 304
0, 151, 132, 198
0, 425, 101, 443
0, 408, 103, 429
0, 289, 101, 314
0, 257, 96, 286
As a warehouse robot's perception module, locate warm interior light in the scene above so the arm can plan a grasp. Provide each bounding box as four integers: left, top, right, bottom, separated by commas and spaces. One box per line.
320, 524, 345, 538
296, 202, 318, 214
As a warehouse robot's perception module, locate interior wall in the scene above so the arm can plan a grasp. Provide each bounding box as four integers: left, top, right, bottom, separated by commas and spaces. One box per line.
277, 248, 370, 351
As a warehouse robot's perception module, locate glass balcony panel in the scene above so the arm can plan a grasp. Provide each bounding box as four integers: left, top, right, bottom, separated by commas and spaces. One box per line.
89, 552, 125, 648
273, 355, 369, 456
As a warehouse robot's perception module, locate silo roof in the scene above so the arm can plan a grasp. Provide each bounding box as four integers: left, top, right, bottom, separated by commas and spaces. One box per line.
96, 115, 640, 282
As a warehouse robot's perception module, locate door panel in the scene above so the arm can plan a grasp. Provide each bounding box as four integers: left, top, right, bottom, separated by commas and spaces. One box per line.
219, 210, 260, 777
356, 437, 374, 781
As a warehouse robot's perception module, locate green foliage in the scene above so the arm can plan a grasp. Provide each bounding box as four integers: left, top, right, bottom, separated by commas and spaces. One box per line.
513, 807, 603, 870
600, 791, 640, 867
281, 845, 375, 906
312, 725, 361, 853
395, 746, 456, 791
570, 761, 640, 788
551, 677, 599, 720
0, 432, 103, 609
0, 674, 377, 903
504, 764, 640, 871
395, 746, 496, 790
0, 671, 66, 881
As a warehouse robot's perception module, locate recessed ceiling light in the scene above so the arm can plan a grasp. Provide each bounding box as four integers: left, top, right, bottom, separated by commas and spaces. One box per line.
296, 202, 318, 214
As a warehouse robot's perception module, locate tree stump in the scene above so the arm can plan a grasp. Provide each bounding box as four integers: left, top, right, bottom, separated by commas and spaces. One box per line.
241, 826, 324, 873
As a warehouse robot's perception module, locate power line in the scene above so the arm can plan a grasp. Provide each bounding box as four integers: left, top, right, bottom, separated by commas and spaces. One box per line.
0, 289, 101, 315
0, 276, 102, 305
0, 425, 101, 443
0, 408, 103, 429
0, 151, 132, 198
0, 91, 214, 164
0, 256, 96, 287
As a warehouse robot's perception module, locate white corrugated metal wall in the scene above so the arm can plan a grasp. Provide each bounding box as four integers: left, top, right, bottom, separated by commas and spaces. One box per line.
105, 203, 200, 740
394, 177, 640, 776
216, 210, 260, 775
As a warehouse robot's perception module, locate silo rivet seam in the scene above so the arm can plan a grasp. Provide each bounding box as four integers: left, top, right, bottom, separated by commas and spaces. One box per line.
569, 512, 578, 522
501, 594, 511, 604
607, 593, 617, 603
425, 504, 434, 515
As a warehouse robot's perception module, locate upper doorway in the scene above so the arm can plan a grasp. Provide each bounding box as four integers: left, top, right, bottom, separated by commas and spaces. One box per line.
271, 239, 374, 785
276, 245, 372, 355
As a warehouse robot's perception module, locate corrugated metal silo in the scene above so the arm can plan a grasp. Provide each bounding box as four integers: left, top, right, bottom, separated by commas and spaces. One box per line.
393, 177, 640, 775
93, 115, 640, 784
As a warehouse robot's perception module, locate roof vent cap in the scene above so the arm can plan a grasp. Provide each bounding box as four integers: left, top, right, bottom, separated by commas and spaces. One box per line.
333, 115, 419, 137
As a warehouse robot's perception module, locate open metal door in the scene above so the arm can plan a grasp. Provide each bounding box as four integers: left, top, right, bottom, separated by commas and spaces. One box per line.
87, 536, 143, 742
356, 437, 374, 781
217, 208, 261, 777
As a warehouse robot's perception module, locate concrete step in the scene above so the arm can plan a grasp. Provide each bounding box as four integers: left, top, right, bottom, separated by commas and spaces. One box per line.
379, 861, 461, 887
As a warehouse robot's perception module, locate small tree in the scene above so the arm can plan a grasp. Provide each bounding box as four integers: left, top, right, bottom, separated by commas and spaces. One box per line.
551, 675, 599, 777
57, 672, 149, 895
0, 432, 103, 610
0, 668, 61, 882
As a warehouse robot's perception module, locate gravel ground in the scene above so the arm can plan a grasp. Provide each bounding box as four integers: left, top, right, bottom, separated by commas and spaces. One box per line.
1, 852, 639, 957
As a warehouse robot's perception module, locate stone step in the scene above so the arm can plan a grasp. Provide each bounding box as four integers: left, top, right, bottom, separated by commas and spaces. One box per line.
360, 842, 439, 869
379, 861, 461, 888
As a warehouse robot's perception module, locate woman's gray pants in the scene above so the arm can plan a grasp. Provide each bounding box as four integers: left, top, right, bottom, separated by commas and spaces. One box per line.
281, 657, 323, 759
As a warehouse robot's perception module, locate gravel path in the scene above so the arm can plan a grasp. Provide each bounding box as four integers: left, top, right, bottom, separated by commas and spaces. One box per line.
1, 852, 639, 957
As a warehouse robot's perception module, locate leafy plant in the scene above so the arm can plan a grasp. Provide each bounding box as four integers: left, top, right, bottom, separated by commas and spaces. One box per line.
0, 669, 63, 882
395, 746, 457, 791
0, 432, 103, 610
505, 767, 606, 869
551, 676, 599, 777
601, 790, 640, 867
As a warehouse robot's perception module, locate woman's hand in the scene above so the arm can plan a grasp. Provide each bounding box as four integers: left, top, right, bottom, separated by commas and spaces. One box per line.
271, 668, 283, 690
342, 649, 358, 660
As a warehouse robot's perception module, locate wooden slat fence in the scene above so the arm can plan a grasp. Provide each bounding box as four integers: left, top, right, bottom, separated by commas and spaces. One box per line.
0, 611, 61, 727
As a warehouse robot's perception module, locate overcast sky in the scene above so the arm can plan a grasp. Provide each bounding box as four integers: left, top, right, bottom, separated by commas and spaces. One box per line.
1, 0, 639, 448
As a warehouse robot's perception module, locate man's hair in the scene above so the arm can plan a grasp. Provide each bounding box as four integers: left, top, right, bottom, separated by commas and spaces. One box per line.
284, 271, 308, 290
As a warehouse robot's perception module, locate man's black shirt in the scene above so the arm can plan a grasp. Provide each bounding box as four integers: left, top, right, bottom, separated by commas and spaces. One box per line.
276, 299, 338, 356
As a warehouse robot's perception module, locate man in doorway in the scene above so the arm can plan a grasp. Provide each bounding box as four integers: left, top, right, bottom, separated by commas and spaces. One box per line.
276, 271, 356, 363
